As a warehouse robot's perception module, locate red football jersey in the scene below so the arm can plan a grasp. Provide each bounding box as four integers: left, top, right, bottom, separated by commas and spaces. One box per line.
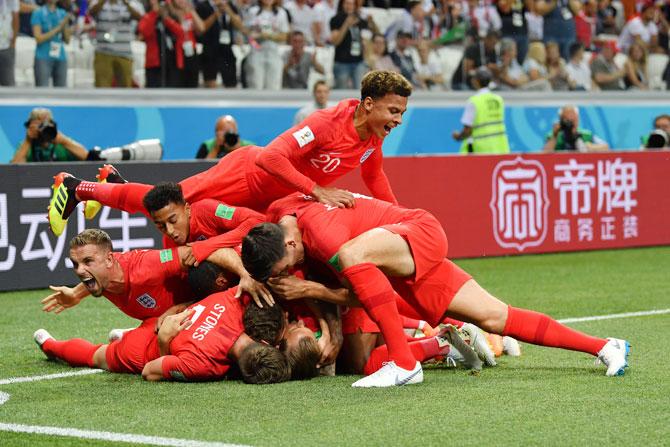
161, 199, 264, 261
103, 249, 191, 320
266, 193, 426, 265
161, 287, 245, 381
254, 99, 397, 203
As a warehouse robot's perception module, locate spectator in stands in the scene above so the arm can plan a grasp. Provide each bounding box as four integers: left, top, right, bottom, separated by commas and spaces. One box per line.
524, 41, 550, 82
284, 0, 317, 44
591, 41, 625, 90
31, 0, 71, 87
294, 79, 330, 124
496, 37, 530, 89
195, 114, 254, 159
565, 41, 591, 90
545, 40, 574, 89
312, 0, 336, 46
415, 38, 444, 89
137, 0, 182, 88
0, 0, 19, 86
452, 67, 510, 154
543, 105, 609, 152
462, 0, 502, 39
618, 0, 658, 53
18, 1, 38, 37
197, 0, 244, 88
432, 0, 466, 46
89, 0, 144, 87
169, 0, 204, 87
244, 0, 290, 90
389, 30, 418, 84
385, 0, 432, 51
596, 0, 618, 35
497, 0, 532, 64
283, 30, 325, 88
329, 0, 371, 89
536, 0, 581, 59
451, 29, 500, 90
574, 0, 596, 50
364, 33, 398, 71
623, 42, 648, 89
12, 107, 89, 163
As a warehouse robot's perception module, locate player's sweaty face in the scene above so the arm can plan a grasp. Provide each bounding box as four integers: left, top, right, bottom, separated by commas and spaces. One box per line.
151, 203, 190, 245
369, 94, 408, 138
69, 244, 111, 297
284, 320, 316, 351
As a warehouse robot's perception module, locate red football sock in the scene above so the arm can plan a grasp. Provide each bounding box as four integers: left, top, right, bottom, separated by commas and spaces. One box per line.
442, 317, 464, 328
364, 338, 448, 375
75, 182, 152, 216
42, 338, 101, 368
343, 263, 416, 370
503, 306, 607, 355
401, 316, 425, 330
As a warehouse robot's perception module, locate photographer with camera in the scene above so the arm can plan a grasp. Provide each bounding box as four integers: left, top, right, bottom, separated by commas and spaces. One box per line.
542, 105, 609, 152
11, 108, 89, 163
195, 115, 255, 159
641, 114, 670, 150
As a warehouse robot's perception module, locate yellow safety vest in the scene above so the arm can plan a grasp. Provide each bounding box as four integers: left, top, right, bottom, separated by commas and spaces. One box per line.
460, 92, 510, 154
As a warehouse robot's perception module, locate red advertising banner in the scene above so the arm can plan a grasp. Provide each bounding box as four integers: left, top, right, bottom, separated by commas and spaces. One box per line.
335, 151, 670, 258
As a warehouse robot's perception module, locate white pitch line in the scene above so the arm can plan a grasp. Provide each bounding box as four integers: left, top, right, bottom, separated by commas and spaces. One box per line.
558, 308, 670, 324
0, 423, 251, 447
0, 392, 9, 406
0, 369, 103, 386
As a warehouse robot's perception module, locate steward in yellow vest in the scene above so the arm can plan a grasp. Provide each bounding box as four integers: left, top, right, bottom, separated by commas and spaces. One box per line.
452, 67, 510, 154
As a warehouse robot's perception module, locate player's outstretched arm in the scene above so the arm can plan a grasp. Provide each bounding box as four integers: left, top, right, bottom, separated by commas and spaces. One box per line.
157, 308, 195, 356
142, 357, 165, 381
206, 248, 274, 308
311, 185, 355, 208
269, 275, 358, 306
41, 283, 90, 314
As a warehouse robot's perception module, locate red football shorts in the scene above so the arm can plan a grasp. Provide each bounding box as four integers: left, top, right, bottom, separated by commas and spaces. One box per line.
105, 318, 160, 374
380, 212, 448, 283
391, 259, 472, 327
341, 306, 379, 335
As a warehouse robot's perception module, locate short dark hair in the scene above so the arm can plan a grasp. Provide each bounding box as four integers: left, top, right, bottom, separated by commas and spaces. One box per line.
188, 261, 238, 300
360, 70, 412, 101
243, 302, 285, 345
70, 229, 113, 252
241, 223, 286, 282
238, 343, 291, 384
569, 42, 584, 59
281, 335, 320, 380
142, 182, 185, 214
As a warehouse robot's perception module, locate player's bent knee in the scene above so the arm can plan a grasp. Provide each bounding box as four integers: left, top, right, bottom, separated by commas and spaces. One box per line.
92, 345, 109, 370
478, 305, 509, 334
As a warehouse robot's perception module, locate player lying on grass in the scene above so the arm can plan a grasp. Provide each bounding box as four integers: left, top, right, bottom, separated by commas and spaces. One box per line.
47, 70, 412, 236
241, 193, 631, 387
268, 267, 516, 377
49, 179, 272, 306
34, 263, 290, 384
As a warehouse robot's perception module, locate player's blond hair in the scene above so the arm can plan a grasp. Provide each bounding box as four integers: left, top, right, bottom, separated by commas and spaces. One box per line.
360, 70, 412, 100
69, 229, 113, 252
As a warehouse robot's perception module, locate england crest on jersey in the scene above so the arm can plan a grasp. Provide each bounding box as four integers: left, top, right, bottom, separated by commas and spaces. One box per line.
489, 157, 549, 251
136, 293, 157, 309
360, 148, 375, 163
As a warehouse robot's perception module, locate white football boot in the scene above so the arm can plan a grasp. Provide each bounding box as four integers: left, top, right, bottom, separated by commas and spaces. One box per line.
441, 325, 482, 371
596, 338, 630, 376
460, 323, 497, 366
502, 336, 522, 357
34, 329, 55, 359
351, 361, 423, 388
108, 328, 135, 342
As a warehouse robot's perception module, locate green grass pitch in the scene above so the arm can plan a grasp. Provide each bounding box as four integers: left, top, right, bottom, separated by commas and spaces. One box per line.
1, 247, 669, 446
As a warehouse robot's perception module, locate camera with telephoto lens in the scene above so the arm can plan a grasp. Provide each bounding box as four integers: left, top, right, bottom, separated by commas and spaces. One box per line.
645, 130, 669, 150
35, 120, 58, 146
86, 139, 163, 161
559, 118, 578, 150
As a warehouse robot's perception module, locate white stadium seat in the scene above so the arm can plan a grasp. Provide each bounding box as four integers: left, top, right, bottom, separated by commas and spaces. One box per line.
648, 53, 669, 90
14, 36, 36, 87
